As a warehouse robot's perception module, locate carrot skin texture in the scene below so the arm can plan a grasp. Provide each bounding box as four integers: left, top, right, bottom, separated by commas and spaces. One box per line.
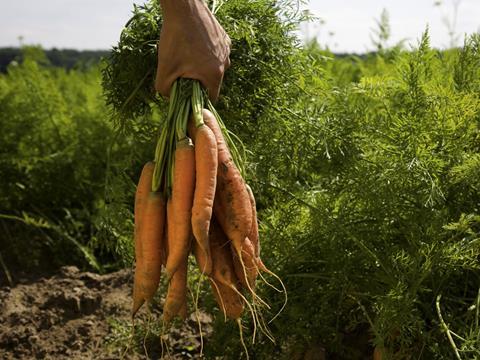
166, 199, 173, 259
209, 220, 244, 319
231, 184, 259, 288
210, 279, 244, 320
139, 192, 166, 303
132, 162, 155, 317
163, 257, 188, 324
165, 139, 196, 279
188, 119, 217, 275
134, 162, 155, 245
203, 109, 252, 261
232, 237, 257, 289
202, 109, 230, 158
192, 237, 209, 276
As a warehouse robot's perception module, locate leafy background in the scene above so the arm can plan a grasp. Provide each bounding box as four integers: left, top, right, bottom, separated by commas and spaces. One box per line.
0, 0, 479, 358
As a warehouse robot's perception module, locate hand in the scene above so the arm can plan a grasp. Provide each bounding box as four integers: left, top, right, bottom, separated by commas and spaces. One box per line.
155, 0, 231, 101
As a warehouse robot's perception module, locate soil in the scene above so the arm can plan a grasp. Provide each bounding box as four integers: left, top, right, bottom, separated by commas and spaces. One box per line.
0, 266, 211, 359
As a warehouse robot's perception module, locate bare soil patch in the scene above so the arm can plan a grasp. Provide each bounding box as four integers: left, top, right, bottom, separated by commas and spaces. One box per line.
0, 266, 210, 359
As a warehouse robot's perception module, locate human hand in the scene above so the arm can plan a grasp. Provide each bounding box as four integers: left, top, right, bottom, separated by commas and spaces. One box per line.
155, 0, 231, 101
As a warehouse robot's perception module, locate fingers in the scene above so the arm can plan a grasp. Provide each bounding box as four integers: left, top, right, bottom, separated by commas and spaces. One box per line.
156, 57, 229, 102
155, 41, 181, 98
155, 30, 231, 99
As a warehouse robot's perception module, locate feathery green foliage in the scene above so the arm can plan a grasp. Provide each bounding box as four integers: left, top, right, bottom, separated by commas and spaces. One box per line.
241, 30, 480, 359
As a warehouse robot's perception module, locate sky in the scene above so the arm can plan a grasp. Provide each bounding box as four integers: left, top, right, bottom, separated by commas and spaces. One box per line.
304, 0, 480, 52
0, 0, 479, 53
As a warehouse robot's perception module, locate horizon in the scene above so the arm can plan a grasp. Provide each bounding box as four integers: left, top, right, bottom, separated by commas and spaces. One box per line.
0, 0, 479, 52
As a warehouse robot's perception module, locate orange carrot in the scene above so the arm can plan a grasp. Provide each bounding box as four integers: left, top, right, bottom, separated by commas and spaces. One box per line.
165, 138, 195, 279
192, 220, 218, 277
161, 216, 168, 268
132, 162, 155, 317
230, 184, 260, 289
163, 257, 188, 324
163, 197, 188, 324
203, 110, 252, 272
232, 237, 257, 289
166, 198, 173, 259
163, 194, 187, 324
192, 237, 209, 276
188, 116, 217, 275
209, 219, 244, 320
210, 280, 244, 320
138, 191, 165, 307
202, 109, 231, 159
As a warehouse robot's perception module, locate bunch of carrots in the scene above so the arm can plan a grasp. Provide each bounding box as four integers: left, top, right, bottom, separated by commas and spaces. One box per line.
131, 79, 284, 348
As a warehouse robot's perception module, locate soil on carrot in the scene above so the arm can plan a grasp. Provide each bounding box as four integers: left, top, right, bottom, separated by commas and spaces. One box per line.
0, 266, 211, 359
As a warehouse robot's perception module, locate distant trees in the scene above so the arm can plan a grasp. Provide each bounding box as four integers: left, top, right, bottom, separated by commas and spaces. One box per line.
0, 47, 108, 73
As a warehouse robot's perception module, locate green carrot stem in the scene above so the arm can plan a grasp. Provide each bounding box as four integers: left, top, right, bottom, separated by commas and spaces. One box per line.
166, 81, 179, 122
166, 111, 177, 196
192, 81, 204, 127
182, 98, 191, 137
152, 126, 168, 192
175, 97, 189, 141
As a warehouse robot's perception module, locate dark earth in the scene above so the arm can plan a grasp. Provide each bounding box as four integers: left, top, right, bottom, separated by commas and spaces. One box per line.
0, 266, 211, 359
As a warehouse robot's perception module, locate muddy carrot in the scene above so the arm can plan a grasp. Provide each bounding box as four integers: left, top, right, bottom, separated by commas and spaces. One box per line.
209, 219, 244, 320
203, 109, 252, 274
232, 237, 258, 289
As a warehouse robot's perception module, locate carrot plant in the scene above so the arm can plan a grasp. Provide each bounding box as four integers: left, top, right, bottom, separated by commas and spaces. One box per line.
245, 31, 480, 359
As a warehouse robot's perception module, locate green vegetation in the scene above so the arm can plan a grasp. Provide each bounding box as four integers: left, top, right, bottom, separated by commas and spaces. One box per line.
0, 0, 479, 358
0, 47, 149, 273
249, 32, 480, 358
